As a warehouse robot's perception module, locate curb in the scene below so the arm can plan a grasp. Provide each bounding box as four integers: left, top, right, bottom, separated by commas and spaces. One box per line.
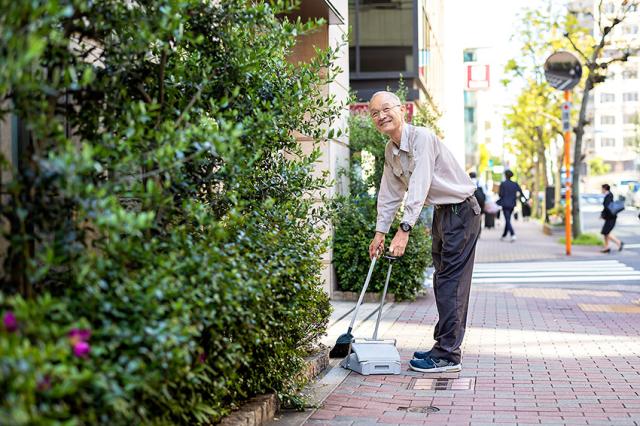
219, 348, 329, 426
331, 290, 395, 303
219, 394, 278, 426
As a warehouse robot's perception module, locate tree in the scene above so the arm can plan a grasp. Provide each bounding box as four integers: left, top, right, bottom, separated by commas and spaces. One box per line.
588, 156, 612, 175
503, 6, 586, 218
564, 0, 639, 236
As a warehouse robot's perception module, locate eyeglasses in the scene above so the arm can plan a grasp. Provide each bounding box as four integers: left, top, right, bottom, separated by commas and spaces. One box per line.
369, 104, 401, 120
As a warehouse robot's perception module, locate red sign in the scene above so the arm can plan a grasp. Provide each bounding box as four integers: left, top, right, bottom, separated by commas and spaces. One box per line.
466, 64, 490, 90
350, 102, 415, 122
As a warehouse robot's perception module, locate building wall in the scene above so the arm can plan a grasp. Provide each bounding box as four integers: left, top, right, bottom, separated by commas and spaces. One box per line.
289, 0, 350, 297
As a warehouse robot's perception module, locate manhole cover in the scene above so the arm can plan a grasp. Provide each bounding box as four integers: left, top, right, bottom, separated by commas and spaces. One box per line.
398, 406, 440, 413
408, 377, 475, 391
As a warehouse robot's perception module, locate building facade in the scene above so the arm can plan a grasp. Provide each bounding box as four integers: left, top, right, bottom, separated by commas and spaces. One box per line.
348, 1, 445, 112
571, 0, 640, 189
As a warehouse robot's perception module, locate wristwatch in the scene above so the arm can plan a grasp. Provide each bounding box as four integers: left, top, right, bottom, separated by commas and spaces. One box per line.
400, 222, 412, 233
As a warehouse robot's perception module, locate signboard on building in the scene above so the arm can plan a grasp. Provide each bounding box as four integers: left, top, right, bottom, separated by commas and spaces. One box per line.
350, 102, 415, 122
466, 64, 490, 90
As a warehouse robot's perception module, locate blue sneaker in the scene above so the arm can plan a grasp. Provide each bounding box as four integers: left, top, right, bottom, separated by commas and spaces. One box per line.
409, 357, 461, 373
412, 350, 432, 360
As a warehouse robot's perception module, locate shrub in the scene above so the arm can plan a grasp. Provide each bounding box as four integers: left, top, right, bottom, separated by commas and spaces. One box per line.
333, 196, 432, 301
559, 232, 603, 246
0, 0, 337, 423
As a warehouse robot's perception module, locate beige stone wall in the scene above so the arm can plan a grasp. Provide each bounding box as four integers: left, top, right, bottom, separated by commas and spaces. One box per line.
0, 111, 14, 277
289, 1, 350, 297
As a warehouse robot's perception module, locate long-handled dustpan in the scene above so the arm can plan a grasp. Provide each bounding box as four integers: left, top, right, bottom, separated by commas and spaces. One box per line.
329, 254, 378, 358
340, 253, 401, 375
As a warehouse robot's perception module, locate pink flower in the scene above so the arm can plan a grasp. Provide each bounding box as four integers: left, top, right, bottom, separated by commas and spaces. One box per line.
198, 352, 206, 364
3, 311, 18, 332
72, 341, 91, 358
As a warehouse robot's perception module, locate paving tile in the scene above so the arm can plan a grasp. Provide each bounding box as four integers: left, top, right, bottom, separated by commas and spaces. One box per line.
305, 224, 640, 425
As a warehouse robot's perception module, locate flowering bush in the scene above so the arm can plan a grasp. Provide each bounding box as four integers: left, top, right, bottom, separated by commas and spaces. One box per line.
0, 0, 337, 423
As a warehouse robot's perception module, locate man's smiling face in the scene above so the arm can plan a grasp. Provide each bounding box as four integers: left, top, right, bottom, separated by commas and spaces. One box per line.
369, 93, 406, 138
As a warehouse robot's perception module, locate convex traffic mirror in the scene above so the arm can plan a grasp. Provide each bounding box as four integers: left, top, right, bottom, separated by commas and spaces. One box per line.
544, 51, 582, 90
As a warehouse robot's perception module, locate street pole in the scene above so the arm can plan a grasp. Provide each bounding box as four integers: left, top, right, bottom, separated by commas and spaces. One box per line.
564, 90, 572, 256
544, 51, 581, 256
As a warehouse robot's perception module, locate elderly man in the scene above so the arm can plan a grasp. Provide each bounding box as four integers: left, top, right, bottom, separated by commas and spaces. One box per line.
367, 91, 481, 373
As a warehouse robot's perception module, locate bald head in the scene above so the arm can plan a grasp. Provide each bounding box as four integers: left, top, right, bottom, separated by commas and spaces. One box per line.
370, 91, 401, 105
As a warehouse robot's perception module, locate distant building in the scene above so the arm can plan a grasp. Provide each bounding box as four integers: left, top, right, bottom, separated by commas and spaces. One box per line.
569, 0, 640, 184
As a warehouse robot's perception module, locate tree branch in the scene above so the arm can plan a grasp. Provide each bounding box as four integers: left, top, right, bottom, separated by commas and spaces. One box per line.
136, 84, 152, 103
175, 84, 204, 127
564, 33, 590, 63
597, 0, 605, 34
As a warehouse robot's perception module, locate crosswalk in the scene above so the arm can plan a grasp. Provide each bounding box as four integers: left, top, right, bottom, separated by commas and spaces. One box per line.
472, 260, 640, 284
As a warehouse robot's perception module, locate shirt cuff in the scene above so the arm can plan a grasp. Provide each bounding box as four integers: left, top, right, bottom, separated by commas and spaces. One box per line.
375, 220, 391, 234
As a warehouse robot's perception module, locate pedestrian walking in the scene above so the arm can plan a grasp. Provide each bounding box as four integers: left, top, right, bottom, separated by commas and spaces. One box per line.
483, 193, 499, 229
367, 91, 481, 373
497, 169, 525, 242
600, 183, 624, 253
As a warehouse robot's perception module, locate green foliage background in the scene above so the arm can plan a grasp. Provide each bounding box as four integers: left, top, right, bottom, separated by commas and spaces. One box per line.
0, 1, 339, 424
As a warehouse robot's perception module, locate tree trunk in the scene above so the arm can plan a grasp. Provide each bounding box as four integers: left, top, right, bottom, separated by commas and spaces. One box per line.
555, 149, 563, 209
571, 76, 594, 238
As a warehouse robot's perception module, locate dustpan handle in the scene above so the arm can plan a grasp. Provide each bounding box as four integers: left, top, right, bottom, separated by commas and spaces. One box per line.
347, 253, 378, 333
373, 256, 395, 340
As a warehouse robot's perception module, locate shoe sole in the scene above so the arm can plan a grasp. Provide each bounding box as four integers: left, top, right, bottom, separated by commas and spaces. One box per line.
409, 363, 462, 373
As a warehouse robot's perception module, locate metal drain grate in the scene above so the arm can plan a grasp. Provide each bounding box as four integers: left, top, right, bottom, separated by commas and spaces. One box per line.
409, 377, 475, 391
397, 406, 440, 413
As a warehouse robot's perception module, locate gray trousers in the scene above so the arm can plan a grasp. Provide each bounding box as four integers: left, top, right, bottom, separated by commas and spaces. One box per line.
429, 196, 481, 364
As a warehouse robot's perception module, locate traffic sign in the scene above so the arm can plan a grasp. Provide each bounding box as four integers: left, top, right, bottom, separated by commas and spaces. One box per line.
561, 101, 571, 131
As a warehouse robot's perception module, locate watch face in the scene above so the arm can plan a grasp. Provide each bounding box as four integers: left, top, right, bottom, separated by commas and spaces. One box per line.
401, 223, 411, 232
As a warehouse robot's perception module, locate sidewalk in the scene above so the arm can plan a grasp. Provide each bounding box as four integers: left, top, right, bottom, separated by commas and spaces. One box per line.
475, 219, 602, 263
303, 220, 640, 425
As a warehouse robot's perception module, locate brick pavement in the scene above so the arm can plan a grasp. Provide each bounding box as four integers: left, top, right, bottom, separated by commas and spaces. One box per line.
475, 219, 598, 263
309, 221, 640, 426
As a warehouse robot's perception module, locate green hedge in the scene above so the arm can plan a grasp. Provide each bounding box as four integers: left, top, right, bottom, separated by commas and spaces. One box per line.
333, 196, 432, 301
0, 1, 337, 424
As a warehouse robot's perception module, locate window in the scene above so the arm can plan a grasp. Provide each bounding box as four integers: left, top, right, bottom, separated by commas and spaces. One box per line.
352, 0, 415, 73
585, 138, 595, 149
623, 69, 638, 79
624, 136, 637, 146
463, 50, 477, 62
601, 115, 615, 125
601, 137, 616, 147
600, 93, 615, 102
624, 114, 637, 124
604, 2, 615, 13
464, 107, 475, 123
623, 92, 638, 102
